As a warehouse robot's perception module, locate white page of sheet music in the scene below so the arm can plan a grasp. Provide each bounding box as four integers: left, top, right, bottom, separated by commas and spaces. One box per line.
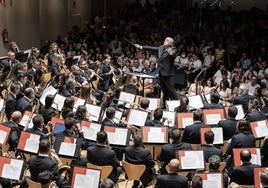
25, 137, 39, 153
73, 98, 86, 112
40, 86, 57, 105
74, 174, 95, 188
107, 128, 128, 146
202, 174, 222, 188
59, 142, 76, 156
188, 95, 204, 109
82, 123, 101, 141
19, 113, 31, 127
127, 110, 148, 127
28, 114, 36, 129
2, 159, 23, 180
103, 110, 123, 124
204, 94, 211, 104
166, 100, 180, 111
211, 128, 223, 145
0, 98, 4, 111
206, 114, 221, 125
148, 127, 165, 143
182, 117, 194, 128
0, 130, 7, 144
255, 121, 268, 138
85, 104, 101, 122
181, 151, 204, 169
235, 105, 245, 120
118, 92, 136, 108
147, 98, 160, 111
162, 111, 175, 127
250, 149, 261, 166
52, 94, 66, 111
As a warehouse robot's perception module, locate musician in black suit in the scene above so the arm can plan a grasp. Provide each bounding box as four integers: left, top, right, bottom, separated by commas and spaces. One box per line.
181, 109, 208, 144
246, 98, 267, 122
39, 94, 56, 124
146, 108, 164, 127
16, 87, 34, 114
155, 158, 188, 188
135, 37, 178, 108
28, 139, 67, 187
98, 54, 114, 92
198, 130, 223, 162
101, 107, 122, 130
79, 60, 97, 83
3, 111, 22, 151
230, 149, 261, 185
217, 105, 238, 140
158, 128, 192, 174
203, 89, 224, 109
233, 83, 254, 113
5, 82, 20, 120
87, 131, 122, 183
208, 155, 228, 188
261, 169, 268, 187
26, 114, 49, 140
261, 136, 268, 167
27, 59, 42, 86
0, 51, 19, 73
125, 131, 155, 188
61, 78, 79, 97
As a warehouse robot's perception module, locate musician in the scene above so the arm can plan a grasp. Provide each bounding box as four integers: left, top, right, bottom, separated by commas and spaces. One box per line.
246, 98, 266, 122
174, 95, 189, 113
124, 131, 155, 188
51, 53, 63, 77
187, 78, 203, 95
37, 171, 58, 188
26, 114, 49, 140
61, 97, 75, 119
16, 72, 29, 99
203, 89, 224, 109
0, 51, 19, 73
27, 59, 42, 86
39, 94, 56, 125
70, 65, 87, 86
98, 54, 114, 92
5, 82, 20, 120
9, 41, 19, 52
233, 83, 254, 113
74, 105, 89, 124
16, 87, 35, 114
27, 47, 40, 68
28, 139, 67, 187
87, 131, 123, 183
134, 37, 178, 109
80, 85, 98, 105
101, 106, 126, 130
47, 42, 59, 67
61, 78, 79, 97
78, 60, 97, 83
146, 108, 164, 127
3, 111, 22, 151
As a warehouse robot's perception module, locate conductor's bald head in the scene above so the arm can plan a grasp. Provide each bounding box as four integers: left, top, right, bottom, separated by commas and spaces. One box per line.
11, 111, 22, 124
240, 149, 252, 163
168, 158, 180, 173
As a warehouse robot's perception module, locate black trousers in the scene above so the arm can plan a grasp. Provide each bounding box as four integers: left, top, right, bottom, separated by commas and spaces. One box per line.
159, 75, 178, 107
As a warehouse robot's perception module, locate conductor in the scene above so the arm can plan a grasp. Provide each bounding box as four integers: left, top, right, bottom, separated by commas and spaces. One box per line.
134, 37, 178, 108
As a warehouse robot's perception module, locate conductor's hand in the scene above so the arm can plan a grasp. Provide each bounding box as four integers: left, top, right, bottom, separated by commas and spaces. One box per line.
134, 44, 143, 50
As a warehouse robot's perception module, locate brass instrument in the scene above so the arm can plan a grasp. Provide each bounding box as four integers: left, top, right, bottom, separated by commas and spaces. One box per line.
24, 105, 36, 131
0, 98, 6, 122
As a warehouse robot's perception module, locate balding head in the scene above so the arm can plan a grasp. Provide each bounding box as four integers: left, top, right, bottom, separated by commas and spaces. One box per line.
168, 159, 180, 173
261, 169, 268, 186
11, 111, 22, 124
240, 149, 251, 163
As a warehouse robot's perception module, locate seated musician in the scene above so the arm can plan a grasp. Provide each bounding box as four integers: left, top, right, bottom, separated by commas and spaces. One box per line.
5, 82, 20, 120
146, 108, 164, 127
27, 47, 40, 69
74, 105, 90, 124
174, 95, 189, 113
80, 85, 98, 105
39, 94, 56, 124
26, 114, 49, 140
27, 58, 42, 86
16, 72, 29, 99
16, 87, 35, 114
0, 51, 19, 73
61, 78, 79, 97
38, 170, 58, 188
78, 60, 97, 83
70, 65, 88, 86
61, 97, 75, 119
29, 139, 67, 187
203, 89, 224, 109
101, 106, 127, 130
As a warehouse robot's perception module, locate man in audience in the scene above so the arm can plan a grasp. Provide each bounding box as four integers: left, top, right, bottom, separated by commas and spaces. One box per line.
125, 131, 155, 188
198, 131, 223, 162
217, 105, 238, 140
87, 131, 122, 183
158, 128, 191, 174
246, 98, 267, 122
182, 109, 208, 144
155, 158, 188, 188
230, 149, 261, 185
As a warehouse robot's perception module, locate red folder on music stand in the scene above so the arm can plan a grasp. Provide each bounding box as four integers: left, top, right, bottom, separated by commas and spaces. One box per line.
203, 109, 225, 125
200, 127, 223, 145
177, 112, 194, 129
81, 120, 101, 141
195, 172, 223, 188
0, 124, 11, 145
178, 150, 204, 170
250, 120, 268, 139
104, 126, 131, 147
0, 156, 24, 180
17, 131, 40, 154
142, 126, 168, 144
71, 166, 101, 188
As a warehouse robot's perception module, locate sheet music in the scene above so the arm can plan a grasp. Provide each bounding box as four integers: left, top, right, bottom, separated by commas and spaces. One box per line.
250, 149, 262, 166
204, 94, 211, 104
73, 98, 86, 112
235, 105, 245, 120
103, 110, 123, 124
106, 128, 128, 146
211, 128, 223, 145
202, 174, 222, 188
188, 95, 204, 109
180, 151, 204, 169
118, 91, 136, 108
52, 94, 66, 111
147, 127, 165, 143
166, 100, 180, 111
255, 121, 268, 138
59, 142, 76, 156
0, 98, 4, 110
82, 123, 101, 141
19, 112, 31, 127
0, 130, 7, 144
24, 134, 40, 153
2, 159, 23, 180
162, 111, 175, 127
85, 104, 101, 122
147, 98, 160, 111
206, 114, 221, 125
40, 86, 57, 105
127, 109, 148, 127
182, 117, 194, 128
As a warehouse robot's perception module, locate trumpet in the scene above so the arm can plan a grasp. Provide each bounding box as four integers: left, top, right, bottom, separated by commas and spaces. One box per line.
49, 149, 70, 180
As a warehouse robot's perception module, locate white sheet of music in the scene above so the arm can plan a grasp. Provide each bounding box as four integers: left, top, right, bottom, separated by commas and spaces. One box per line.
2, 159, 23, 180
107, 128, 128, 146
0, 98, 4, 111
166, 100, 180, 111
188, 95, 204, 109
182, 117, 194, 128
19, 113, 31, 128
180, 150, 204, 170
118, 91, 136, 108
206, 114, 222, 125
127, 109, 148, 127
147, 98, 160, 111
85, 104, 101, 122
162, 111, 175, 127
204, 94, 211, 104
59, 142, 76, 156
82, 123, 101, 141
103, 110, 123, 124
235, 105, 245, 120
0, 130, 7, 144
74, 174, 97, 188
211, 128, 223, 145
73, 98, 86, 112
27, 114, 36, 129
52, 94, 66, 111
202, 174, 222, 188
40, 86, 57, 105
250, 149, 262, 166
147, 127, 164, 143
255, 120, 268, 138
24, 134, 40, 153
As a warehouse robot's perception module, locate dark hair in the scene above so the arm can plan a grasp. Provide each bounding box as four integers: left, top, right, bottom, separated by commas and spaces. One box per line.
153, 108, 163, 121
75, 105, 87, 121
39, 139, 50, 154
210, 89, 220, 103
24, 87, 34, 98
208, 155, 221, 170
228, 106, 238, 118
204, 130, 214, 144
106, 107, 116, 119
140, 98, 150, 109
64, 117, 75, 130
171, 128, 181, 142
32, 114, 44, 128
176, 96, 189, 113
38, 170, 54, 185
248, 98, 260, 110
192, 175, 203, 188
61, 97, 75, 116
254, 87, 262, 98
240, 149, 251, 163
10, 82, 20, 93
133, 131, 143, 146
45, 94, 54, 108
260, 170, 268, 186
237, 120, 251, 134
193, 109, 203, 122
97, 131, 108, 144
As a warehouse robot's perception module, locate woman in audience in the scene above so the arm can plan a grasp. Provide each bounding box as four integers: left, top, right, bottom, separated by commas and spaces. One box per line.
262, 82, 268, 113
203, 78, 216, 95
217, 80, 232, 105
254, 87, 266, 110
188, 78, 203, 95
